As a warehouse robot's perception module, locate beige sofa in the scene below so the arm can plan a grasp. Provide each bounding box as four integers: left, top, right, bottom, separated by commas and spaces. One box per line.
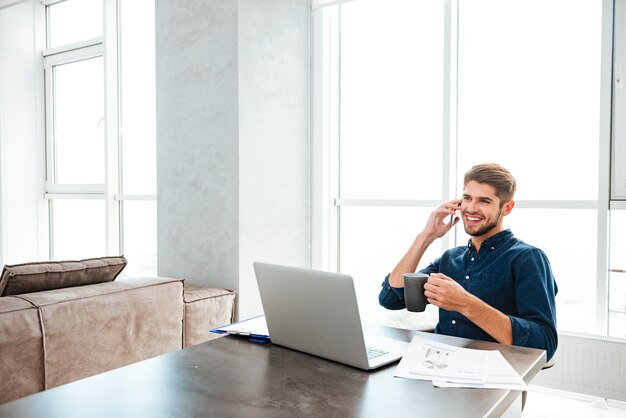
0, 257, 235, 404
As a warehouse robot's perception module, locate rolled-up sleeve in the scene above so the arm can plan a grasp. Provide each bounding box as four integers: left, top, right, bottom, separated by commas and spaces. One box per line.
378, 274, 406, 310
509, 249, 558, 361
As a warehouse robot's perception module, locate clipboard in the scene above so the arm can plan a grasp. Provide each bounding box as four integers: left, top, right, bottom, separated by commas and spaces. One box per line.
210, 315, 270, 343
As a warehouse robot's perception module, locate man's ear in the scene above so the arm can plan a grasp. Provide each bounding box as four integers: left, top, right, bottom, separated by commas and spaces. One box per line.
502, 200, 515, 216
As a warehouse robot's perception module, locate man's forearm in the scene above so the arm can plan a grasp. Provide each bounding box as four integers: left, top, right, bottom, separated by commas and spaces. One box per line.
462, 295, 513, 345
389, 200, 459, 288
388, 231, 436, 288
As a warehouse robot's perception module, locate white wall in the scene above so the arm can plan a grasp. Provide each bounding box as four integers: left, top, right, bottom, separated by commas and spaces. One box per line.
155, 0, 240, 293
156, 0, 310, 319
0, 0, 46, 266
238, 0, 310, 319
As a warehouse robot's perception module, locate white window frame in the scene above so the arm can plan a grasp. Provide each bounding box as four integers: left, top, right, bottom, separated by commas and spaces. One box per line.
42, 0, 155, 262
43, 41, 105, 189
613, 0, 626, 202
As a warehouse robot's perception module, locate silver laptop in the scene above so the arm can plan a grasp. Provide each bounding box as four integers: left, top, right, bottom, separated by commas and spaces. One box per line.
253, 262, 409, 370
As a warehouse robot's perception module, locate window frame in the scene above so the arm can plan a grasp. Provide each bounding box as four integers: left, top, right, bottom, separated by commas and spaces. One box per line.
43, 41, 105, 190
42, 0, 155, 268
613, 0, 626, 201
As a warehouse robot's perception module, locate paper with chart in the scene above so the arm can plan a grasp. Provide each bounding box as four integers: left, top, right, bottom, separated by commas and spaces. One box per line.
394, 336, 527, 390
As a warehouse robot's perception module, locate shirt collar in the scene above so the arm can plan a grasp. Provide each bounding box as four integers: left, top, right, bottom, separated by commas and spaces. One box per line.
467, 229, 513, 251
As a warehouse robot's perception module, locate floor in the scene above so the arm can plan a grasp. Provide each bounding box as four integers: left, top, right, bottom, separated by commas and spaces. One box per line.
523, 387, 626, 417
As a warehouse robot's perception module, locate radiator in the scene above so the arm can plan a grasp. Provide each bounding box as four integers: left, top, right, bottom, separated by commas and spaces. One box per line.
531, 332, 626, 402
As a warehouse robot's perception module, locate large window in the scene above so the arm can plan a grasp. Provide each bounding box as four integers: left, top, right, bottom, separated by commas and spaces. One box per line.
456, 0, 603, 335
313, 0, 624, 338
43, 0, 156, 276
332, 0, 447, 329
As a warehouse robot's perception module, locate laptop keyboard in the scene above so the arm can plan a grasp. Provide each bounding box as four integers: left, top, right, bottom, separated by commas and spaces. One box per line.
366, 347, 389, 360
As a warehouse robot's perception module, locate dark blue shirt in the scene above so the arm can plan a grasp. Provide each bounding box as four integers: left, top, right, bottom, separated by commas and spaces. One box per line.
379, 229, 558, 360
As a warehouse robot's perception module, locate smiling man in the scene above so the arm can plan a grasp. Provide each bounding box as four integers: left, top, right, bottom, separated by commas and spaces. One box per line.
379, 163, 558, 360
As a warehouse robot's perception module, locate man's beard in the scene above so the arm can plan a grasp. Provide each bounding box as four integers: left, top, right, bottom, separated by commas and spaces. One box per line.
463, 209, 503, 237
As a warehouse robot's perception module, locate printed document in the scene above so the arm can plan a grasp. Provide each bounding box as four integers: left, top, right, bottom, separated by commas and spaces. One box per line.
394, 336, 527, 390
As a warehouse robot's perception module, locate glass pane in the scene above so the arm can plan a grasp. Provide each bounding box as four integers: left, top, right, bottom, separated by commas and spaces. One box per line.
48, 0, 103, 48
456, 208, 598, 334
340, 0, 444, 199
609, 210, 626, 338
340, 206, 442, 328
52, 199, 105, 261
120, 0, 156, 195
121, 201, 157, 277
457, 0, 602, 200
54, 56, 105, 184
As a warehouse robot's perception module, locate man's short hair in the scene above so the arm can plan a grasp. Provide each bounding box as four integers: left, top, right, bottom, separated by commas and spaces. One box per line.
464, 163, 517, 204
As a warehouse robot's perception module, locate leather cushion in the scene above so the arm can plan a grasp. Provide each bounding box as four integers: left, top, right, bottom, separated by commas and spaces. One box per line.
0, 256, 127, 296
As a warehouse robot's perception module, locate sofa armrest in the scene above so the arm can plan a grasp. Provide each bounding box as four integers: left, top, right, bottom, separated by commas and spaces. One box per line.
183, 285, 235, 348
0, 297, 44, 403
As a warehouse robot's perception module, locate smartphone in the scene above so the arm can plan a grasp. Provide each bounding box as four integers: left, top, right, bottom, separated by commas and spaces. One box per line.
450, 202, 461, 225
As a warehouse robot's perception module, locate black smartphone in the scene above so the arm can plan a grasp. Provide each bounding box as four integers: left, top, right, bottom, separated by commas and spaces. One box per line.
450, 202, 461, 225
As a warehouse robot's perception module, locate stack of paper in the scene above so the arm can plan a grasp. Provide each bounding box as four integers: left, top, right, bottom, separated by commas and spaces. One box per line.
394, 336, 527, 390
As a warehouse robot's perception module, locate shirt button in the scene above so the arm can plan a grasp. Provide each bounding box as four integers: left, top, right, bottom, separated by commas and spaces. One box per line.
471, 257, 475, 261
465, 275, 470, 280
452, 320, 456, 325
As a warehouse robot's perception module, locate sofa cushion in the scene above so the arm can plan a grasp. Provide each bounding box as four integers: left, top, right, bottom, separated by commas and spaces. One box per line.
0, 256, 127, 296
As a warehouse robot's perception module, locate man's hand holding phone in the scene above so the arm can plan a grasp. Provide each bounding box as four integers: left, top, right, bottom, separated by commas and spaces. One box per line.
423, 199, 462, 239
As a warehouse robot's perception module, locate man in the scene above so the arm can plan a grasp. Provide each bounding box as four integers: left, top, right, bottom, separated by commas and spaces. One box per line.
378, 163, 558, 360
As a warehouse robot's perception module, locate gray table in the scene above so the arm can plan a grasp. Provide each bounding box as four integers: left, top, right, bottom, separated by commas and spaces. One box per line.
0, 326, 546, 418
